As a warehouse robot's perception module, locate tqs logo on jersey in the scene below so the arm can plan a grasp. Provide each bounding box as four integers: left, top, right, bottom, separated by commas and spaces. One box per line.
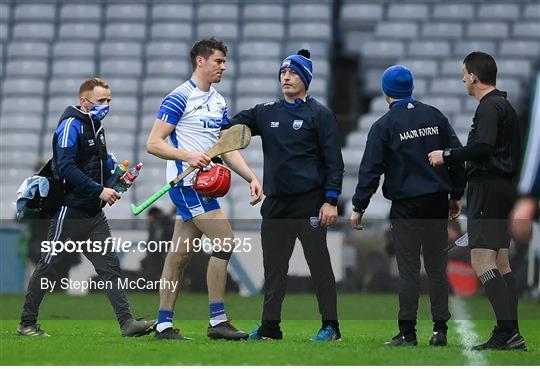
201, 118, 223, 129
292, 120, 303, 130
201, 196, 213, 204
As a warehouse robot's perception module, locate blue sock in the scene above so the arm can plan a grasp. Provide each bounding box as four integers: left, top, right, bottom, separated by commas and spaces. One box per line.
209, 301, 227, 326
156, 309, 174, 332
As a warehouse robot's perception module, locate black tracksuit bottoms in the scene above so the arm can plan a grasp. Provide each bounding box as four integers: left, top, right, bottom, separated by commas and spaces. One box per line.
258, 189, 339, 338
20, 206, 132, 327
390, 192, 451, 336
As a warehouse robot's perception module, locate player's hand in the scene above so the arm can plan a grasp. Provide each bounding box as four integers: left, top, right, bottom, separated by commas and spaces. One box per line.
428, 150, 445, 167
187, 151, 211, 168
249, 177, 263, 205
99, 187, 120, 206
509, 197, 538, 243
319, 203, 337, 227
449, 200, 462, 220
350, 211, 364, 230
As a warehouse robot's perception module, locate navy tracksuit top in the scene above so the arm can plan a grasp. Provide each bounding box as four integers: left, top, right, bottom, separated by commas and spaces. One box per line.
230, 97, 344, 199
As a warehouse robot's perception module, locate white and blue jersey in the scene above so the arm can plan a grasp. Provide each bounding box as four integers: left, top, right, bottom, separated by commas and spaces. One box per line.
157, 79, 229, 221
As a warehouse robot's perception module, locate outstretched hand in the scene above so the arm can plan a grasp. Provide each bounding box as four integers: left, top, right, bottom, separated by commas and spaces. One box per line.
428, 150, 445, 167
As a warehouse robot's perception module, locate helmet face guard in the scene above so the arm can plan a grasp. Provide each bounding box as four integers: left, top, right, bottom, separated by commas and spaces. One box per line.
192, 163, 231, 197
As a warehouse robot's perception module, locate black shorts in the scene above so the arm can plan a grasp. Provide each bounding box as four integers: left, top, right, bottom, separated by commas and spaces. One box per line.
467, 177, 515, 250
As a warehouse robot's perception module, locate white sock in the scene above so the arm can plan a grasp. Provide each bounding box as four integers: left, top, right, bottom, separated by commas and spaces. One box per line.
209, 314, 227, 327
157, 322, 173, 332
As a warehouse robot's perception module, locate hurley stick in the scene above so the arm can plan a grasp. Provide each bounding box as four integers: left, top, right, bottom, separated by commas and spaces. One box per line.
130, 125, 251, 215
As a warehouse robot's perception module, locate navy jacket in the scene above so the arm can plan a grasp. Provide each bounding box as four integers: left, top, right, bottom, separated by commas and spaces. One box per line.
230, 97, 344, 199
352, 98, 466, 210
52, 106, 113, 214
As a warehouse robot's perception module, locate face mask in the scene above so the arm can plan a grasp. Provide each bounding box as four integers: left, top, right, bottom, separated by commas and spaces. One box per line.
84, 97, 110, 121
89, 104, 109, 121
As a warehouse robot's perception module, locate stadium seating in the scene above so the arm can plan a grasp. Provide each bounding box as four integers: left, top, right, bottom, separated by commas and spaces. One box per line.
0, 0, 538, 222
340, 0, 539, 218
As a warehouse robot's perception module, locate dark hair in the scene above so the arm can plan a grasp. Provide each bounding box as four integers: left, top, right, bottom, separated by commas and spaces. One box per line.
463, 51, 497, 86
190, 37, 227, 70
79, 77, 109, 96
148, 207, 163, 217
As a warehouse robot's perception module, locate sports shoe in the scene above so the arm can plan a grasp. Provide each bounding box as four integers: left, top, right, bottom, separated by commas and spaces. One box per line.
207, 321, 248, 340
155, 327, 191, 340
429, 331, 447, 346
248, 326, 276, 341
310, 325, 342, 342
472, 327, 527, 351
121, 318, 157, 337
385, 333, 417, 346
17, 324, 50, 337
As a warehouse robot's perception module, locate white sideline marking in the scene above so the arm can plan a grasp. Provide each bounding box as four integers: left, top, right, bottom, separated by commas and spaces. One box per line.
451, 297, 487, 366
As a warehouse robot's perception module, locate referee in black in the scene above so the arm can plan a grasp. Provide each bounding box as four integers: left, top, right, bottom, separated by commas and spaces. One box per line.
429, 52, 526, 351
351, 65, 466, 346
229, 49, 344, 342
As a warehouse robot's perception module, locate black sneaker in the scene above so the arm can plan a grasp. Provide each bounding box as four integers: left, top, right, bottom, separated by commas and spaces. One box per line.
429, 331, 447, 346
17, 324, 50, 337
121, 318, 157, 337
472, 327, 527, 351
207, 321, 248, 340
385, 333, 417, 346
155, 327, 191, 340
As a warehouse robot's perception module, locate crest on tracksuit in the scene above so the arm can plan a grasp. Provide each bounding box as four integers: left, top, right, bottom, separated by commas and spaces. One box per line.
310, 216, 319, 228
292, 120, 303, 130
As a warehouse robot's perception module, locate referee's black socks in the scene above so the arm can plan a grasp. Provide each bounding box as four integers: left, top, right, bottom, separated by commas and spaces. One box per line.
502, 271, 520, 333
478, 269, 514, 333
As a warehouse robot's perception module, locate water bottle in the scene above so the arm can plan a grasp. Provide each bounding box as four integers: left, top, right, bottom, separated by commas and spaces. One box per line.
107, 160, 129, 188
113, 163, 142, 193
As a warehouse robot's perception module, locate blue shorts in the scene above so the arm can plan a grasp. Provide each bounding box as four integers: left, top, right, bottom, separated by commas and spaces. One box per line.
169, 186, 220, 222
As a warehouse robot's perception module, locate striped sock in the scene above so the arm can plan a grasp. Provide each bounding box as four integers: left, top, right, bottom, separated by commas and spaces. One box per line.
479, 269, 513, 333
156, 309, 174, 332
209, 301, 227, 327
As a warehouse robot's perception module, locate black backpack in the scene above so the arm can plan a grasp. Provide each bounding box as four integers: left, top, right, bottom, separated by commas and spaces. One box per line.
22, 159, 65, 218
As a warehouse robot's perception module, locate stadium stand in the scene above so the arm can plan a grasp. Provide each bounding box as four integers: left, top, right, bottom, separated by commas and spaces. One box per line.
0, 0, 538, 222
339, 0, 539, 218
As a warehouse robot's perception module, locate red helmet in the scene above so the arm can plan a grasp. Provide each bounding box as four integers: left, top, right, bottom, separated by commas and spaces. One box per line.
192, 164, 231, 197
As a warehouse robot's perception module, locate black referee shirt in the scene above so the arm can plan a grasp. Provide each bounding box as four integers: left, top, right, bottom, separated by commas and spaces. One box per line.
465, 89, 521, 178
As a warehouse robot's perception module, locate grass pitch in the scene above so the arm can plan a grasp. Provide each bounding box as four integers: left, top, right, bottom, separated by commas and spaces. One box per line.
1, 293, 538, 365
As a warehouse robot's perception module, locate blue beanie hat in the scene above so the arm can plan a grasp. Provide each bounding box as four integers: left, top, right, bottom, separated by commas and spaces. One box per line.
381, 65, 414, 99
279, 49, 313, 89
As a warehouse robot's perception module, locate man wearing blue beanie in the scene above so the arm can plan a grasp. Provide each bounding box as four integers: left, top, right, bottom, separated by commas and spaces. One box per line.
351, 65, 467, 347
381, 65, 414, 100
279, 51, 313, 90
228, 49, 344, 342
